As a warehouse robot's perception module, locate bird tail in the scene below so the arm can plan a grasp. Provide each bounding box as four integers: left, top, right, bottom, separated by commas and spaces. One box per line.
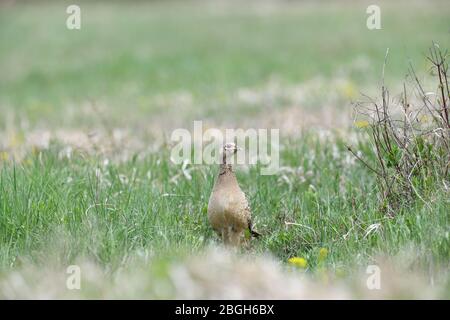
248, 218, 261, 238
251, 230, 261, 238
249, 227, 261, 238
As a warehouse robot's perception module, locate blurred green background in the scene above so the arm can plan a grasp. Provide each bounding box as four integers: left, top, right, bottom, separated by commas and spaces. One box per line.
1, 0, 449, 128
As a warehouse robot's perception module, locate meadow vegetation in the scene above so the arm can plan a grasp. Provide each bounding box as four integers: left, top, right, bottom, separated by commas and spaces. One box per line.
0, 0, 449, 298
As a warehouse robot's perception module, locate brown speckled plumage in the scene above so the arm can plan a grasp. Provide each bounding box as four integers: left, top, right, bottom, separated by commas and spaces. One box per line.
207, 143, 260, 246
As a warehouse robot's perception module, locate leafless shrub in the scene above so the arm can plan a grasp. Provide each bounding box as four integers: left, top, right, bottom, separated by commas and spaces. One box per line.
348, 43, 449, 215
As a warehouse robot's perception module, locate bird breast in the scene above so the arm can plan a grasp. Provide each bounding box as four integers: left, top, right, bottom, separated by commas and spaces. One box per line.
207, 188, 248, 230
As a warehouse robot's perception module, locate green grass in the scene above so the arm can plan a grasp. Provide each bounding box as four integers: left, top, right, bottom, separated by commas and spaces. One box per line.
0, 135, 448, 276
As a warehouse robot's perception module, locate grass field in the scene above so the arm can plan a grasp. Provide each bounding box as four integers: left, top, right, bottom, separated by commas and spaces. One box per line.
0, 0, 449, 298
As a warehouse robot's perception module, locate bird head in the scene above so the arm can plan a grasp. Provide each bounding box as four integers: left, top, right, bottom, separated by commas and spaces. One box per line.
223, 142, 239, 154
221, 142, 241, 166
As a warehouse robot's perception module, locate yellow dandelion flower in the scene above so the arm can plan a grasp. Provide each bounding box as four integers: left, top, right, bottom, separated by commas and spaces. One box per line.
288, 257, 307, 268
9, 132, 24, 148
419, 114, 431, 123
31, 146, 40, 156
318, 248, 328, 262
355, 120, 369, 128
23, 158, 33, 166
338, 81, 358, 100
0, 151, 9, 162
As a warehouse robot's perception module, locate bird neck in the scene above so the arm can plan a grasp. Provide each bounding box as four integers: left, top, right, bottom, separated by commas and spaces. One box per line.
219, 152, 233, 175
